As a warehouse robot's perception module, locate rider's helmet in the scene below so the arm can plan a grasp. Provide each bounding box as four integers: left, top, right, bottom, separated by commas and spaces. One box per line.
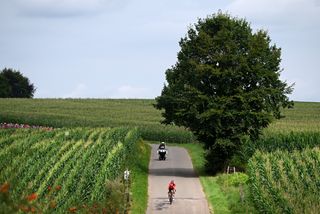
161, 141, 165, 145
170, 180, 174, 184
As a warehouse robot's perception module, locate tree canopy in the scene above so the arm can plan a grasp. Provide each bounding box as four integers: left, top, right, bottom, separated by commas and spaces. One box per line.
154, 12, 293, 173
0, 68, 36, 98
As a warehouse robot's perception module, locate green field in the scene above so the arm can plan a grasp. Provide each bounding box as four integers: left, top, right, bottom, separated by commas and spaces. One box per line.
1, 99, 319, 134
165, 101, 320, 214
248, 148, 320, 213
1, 98, 320, 213
0, 98, 194, 143
267, 101, 320, 133
0, 127, 141, 213
0, 99, 159, 127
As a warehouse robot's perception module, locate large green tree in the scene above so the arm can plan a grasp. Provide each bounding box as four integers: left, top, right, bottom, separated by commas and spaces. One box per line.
155, 13, 293, 173
0, 68, 36, 98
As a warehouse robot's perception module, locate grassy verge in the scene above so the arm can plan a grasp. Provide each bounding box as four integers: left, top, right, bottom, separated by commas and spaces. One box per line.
200, 176, 230, 213
175, 143, 256, 214
130, 140, 151, 214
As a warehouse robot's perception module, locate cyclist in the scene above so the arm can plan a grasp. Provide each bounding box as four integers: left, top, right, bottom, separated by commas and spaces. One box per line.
168, 180, 176, 200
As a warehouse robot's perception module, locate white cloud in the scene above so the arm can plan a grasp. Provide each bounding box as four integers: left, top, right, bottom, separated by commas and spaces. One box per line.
63, 83, 88, 98
225, 0, 320, 102
1, 0, 319, 101
227, 0, 320, 29
287, 77, 320, 102
15, 0, 128, 17
111, 85, 151, 98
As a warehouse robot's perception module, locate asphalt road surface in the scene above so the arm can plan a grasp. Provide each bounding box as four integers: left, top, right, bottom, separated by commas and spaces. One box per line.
146, 144, 211, 214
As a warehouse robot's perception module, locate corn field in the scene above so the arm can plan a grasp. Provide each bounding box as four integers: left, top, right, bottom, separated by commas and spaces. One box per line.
0, 127, 139, 212
235, 132, 320, 165
248, 148, 320, 214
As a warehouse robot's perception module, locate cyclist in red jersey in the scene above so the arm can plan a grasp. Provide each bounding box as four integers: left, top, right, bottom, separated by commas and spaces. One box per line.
168, 180, 176, 200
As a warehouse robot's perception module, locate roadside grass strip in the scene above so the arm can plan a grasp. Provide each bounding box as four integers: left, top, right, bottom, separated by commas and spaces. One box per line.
177, 142, 256, 214
200, 177, 231, 214
130, 140, 150, 214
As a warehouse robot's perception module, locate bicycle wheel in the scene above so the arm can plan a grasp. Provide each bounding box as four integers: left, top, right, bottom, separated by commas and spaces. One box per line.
169, 191, 173, 204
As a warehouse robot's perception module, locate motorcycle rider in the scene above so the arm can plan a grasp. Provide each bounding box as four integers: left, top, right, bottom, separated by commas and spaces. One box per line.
158, 141, 166, 150
157, 142, 167, 160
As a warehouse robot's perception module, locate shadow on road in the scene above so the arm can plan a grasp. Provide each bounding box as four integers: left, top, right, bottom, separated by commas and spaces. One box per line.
149, 167, 198, 178
154, 197, 171, 211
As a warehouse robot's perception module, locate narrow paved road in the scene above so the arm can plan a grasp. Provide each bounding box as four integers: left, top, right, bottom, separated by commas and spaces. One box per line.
146, 144, 211, 214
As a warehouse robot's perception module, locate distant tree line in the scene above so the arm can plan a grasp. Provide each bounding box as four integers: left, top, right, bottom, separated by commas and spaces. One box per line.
0, 68, 35, 98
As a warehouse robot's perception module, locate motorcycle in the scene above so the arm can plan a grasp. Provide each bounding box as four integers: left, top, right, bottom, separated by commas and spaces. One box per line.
157, 149, 167, 160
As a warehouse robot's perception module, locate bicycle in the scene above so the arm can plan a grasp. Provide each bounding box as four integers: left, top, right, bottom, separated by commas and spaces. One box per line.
168, 189, 175, 204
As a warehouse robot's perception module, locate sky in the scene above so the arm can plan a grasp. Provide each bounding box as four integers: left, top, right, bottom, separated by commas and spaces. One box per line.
1, 0, 319, 101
